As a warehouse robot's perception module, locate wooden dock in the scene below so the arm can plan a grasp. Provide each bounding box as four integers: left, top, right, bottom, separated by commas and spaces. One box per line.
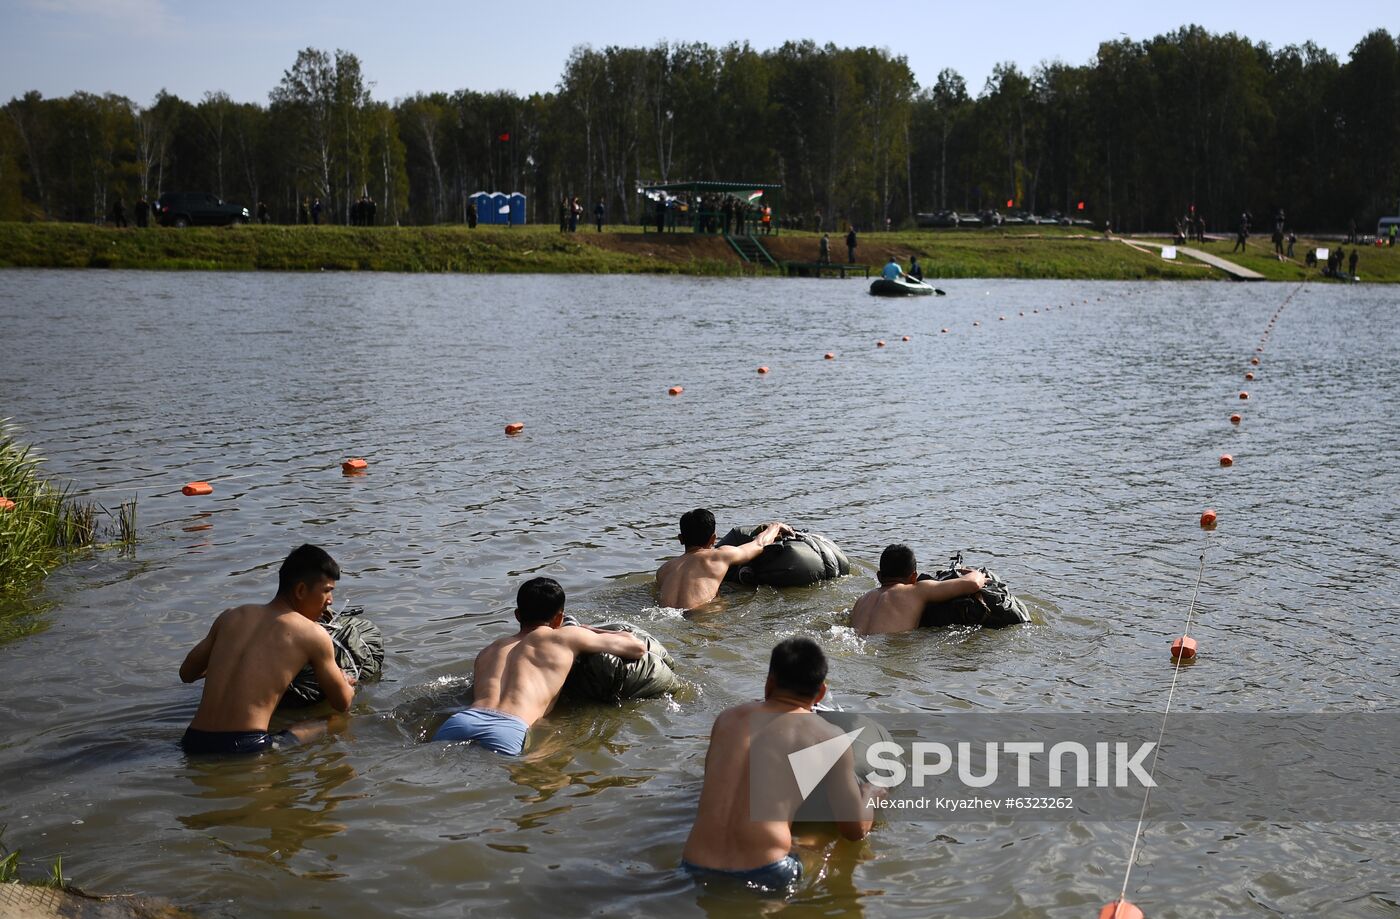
1121, 238, 1265, 281
782, 261, 871, 278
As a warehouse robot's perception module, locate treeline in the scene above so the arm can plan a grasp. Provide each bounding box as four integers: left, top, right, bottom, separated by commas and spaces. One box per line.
1, 27, 1397, 232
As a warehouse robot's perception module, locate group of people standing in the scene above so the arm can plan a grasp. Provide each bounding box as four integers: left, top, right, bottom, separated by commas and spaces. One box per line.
558, 195, 605, 232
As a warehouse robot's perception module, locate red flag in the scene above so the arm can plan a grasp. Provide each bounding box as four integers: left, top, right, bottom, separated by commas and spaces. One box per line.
1005, 198, 1014, 208
498, 132, 510, 142
1077, 200, 1085, 211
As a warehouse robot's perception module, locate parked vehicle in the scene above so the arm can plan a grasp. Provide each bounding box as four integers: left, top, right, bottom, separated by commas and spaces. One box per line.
154, 192, 250, 227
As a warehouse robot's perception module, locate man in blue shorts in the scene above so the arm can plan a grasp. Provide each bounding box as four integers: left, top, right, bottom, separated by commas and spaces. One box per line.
434, 577, 646, 755
179, 544, 356, 755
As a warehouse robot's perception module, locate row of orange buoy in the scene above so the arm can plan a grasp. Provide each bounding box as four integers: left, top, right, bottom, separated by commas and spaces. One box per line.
654, 298, 1078, 399
1111, 289, 1300, 918
176, 298, 1086, 498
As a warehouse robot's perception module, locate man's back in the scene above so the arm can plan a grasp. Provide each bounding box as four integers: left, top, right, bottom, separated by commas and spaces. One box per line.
470, 627, 585, 725
851, 584, 925, 635
187, 604, 330, 732
683, 701, 839, 870
656, 549, 732, 610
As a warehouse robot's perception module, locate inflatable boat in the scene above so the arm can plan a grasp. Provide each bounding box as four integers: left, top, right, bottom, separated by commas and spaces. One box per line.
869, 277, 941, 296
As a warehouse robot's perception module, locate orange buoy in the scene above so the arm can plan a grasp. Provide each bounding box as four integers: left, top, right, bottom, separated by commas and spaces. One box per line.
877, 340, 886, 347
824, 352, 835, 360
668, 386, 684, 395
341, 458, 368, 474
504, 422, 524, 436
902, 335, 910, 342
0, 496, 15, 512
1200, 508, 1217, 528
1099, 899, 1145, 919
1220, 453, 1233, 466
182, 481, 213, 497
1239, 391, 1249, 400
757, 365, 770, 374
1251, 357, 1260, 365
1230, 413, 1242, 424
1171, 635, 1198, 661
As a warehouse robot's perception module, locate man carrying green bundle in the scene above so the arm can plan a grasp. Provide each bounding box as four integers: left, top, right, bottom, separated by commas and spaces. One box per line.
655, 509, 792, 610
179, 544, 355, 755
850, 544, 986, 636
433, 577, 645, 755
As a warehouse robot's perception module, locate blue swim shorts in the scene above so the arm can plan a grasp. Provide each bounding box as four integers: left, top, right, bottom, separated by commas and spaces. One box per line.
680, 854, 803, 895
432, 707, 528, 755
181, 727, 299, 756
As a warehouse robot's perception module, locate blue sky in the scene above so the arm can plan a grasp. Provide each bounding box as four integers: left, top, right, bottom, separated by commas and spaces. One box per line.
0, 0, 1388, 105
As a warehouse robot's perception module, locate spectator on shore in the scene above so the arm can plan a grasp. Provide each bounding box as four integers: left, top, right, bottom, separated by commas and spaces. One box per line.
1272, 227, 1285, 260
1390, 224, 1397, 247
257, 201, 269, 225
559, 196, 568, 232
1232, 217, 1248, 253
818, 233, 830, 265
134, 195, 149, 228
1348, 248, 1358, 279
594, 198, 605, 232
299, 197, 309, 225
312, 198, 322, 225
846, 226, 858, 263
1305, 248, 1317, 268
111, 196, 127, 228
467, 200, 477, 229
1286, 231, 1296, 258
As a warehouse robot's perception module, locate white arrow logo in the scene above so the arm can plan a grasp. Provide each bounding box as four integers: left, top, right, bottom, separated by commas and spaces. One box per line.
787, 728, 864, 799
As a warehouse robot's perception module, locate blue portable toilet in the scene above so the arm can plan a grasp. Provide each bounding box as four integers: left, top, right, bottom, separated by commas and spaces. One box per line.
490, 193, 509, 224
508, 193, 526, 225
470, 191, 492, 223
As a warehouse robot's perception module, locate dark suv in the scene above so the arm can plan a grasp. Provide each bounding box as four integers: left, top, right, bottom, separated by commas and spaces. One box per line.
154, 192, 250, 227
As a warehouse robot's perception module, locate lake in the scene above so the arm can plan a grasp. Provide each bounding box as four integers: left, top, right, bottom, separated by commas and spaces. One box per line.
0, 270, 1396, 918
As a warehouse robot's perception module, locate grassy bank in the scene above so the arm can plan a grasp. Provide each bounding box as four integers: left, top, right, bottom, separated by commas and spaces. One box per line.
2, 221, 1397, 281
0, 423, 135, 643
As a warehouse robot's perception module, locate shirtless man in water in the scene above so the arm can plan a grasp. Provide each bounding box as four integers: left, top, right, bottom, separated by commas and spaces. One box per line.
179, 544, 355, 755
850, 544, 986, 636
681, 637, 879, 894
656, 509, 792, 610
433, 577, 646, 755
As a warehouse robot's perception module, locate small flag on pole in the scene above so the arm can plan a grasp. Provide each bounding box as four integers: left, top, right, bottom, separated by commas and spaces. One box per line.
498, 132, 510, 142
745, 190, 763, 203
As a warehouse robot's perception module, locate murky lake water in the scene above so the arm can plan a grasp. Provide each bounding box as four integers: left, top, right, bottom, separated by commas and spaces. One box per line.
1, 270, 1397, 918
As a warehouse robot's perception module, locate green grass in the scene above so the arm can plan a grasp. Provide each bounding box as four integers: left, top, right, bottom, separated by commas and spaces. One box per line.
0, 421, 137, 643
0, 826, 66, 889
0, 222, 741, 274
3, 221, 1396, 281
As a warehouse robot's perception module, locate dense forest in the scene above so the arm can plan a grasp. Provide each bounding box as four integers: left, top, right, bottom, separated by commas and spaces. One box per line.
1, 26, 1396, 232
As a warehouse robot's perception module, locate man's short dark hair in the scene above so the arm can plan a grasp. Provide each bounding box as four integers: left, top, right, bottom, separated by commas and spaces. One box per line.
278, 544, 340, 595
878, 544, 916, 584
516, 577, 566, 625
769, 637, 827, 698
679, 508, 716, 548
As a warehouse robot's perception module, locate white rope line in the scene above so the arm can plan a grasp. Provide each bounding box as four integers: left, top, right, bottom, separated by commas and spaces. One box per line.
1116, 531, 1211, 908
